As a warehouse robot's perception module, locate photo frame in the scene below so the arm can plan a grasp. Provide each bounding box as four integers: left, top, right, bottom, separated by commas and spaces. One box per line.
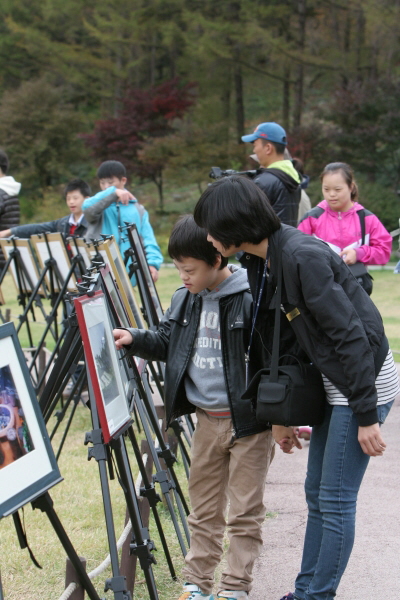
127, 225, 164, 327
100, 265, 146, 376
99, 265, 130, 329
30, 232, 77, 293
67, 237, 93, 270
87, 238, 143, 329
0, 322, 62, 518
74, 291, 132, 444
0, 238, 42, 294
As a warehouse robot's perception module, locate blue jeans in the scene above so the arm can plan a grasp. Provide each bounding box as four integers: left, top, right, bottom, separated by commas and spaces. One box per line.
294, 401, 393, 600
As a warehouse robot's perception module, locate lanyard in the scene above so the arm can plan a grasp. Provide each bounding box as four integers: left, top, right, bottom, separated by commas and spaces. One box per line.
246, 248, 269, 382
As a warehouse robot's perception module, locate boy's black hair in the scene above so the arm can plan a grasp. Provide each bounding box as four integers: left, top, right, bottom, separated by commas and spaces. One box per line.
168, 214, 228, 270
97, 160, 126, 180
194, 175, 281, 249
63, 178, 92, 199
0, 149, 9, 174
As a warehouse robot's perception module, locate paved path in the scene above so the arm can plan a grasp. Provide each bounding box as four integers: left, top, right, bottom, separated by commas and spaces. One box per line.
250, 375, 400, 600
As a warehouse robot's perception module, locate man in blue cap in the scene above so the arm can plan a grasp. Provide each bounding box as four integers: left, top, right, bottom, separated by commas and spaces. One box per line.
242, 122, 301, 226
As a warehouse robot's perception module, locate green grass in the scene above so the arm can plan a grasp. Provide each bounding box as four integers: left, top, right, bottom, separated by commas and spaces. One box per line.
0, 265, 399, 599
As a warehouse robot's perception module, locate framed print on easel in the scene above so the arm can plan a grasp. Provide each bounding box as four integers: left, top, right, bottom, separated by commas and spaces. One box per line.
74, 291, 132, 444
126, 225, 163, 327
0, 322, 62, 518
0, 238, 42, 294
68, 237, 93, 270
87, 237, 143, 329
99, 265, 146, 376
30, 232, 77, 293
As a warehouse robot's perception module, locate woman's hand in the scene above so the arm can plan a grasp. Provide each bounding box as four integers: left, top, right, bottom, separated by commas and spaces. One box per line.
113, 329, 133, 350
272, 425, 303, 454
358, 423, 386, 456
339, 247, 357, 265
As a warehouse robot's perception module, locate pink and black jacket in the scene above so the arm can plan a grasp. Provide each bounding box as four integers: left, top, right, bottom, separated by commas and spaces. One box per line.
298, 200, 392, 265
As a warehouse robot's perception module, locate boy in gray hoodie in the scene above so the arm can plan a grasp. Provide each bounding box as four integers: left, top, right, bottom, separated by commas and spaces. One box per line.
113, 215, 274, 600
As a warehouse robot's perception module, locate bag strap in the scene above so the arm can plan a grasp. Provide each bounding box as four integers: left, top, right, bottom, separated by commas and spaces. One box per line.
357, 208, 366, 245
269, 258, 282, 383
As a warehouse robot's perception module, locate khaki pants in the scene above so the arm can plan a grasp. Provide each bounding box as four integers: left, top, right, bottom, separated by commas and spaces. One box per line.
182, 409, 275, 594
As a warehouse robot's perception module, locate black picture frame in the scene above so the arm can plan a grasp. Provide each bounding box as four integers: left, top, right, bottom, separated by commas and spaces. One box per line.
126, 225, 164, 327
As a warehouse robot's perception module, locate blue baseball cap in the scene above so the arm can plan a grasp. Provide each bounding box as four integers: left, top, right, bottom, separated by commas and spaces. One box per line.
241, 122, 287, 145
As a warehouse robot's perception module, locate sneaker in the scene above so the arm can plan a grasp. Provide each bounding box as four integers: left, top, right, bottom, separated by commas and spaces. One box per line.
279, 594, 295, 600
178, 582, 214, 600
217, 592, 248, 599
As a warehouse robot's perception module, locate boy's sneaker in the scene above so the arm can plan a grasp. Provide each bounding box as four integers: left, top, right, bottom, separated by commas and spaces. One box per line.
178, 582, 214, 600
217, 591, 248, 599
279, 593, 295, 600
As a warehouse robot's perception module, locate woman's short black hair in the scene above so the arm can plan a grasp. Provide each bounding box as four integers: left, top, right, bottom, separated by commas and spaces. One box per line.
168, 214, 228, 269
193, 175, 281, 248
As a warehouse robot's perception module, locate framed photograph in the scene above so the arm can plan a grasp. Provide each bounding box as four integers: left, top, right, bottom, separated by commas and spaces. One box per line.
31, 232, 77, 293
87, 238, 143, 329
127, 225, 163, 327
68, 237, 93, 270
100, 265, 146, 376
74, 291, 132, 444
99, 265, 130, 329
0, 322, 62, 518
0, 238, 42, 294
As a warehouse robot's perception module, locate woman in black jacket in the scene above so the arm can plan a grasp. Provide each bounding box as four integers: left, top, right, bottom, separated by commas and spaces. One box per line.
194, 175, 399, 600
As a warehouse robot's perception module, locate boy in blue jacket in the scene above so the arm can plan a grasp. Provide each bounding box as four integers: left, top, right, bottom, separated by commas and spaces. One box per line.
113, 215, 275, 600
82, 160, 163, 282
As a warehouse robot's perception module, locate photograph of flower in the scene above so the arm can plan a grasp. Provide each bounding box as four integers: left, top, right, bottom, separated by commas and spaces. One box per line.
0, 322, 62, 518
0, 364, 34, 470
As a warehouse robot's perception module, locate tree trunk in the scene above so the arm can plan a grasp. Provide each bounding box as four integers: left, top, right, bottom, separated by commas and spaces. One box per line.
293, 0, 307, 127
233, 46, 245, 143
355, 5, 366, 81
282, 64, 291, 131
220, 69, 231, 147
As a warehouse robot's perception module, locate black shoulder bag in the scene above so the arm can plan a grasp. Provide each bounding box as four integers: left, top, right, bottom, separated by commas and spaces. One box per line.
347, 209, 373, 296
243, 258, 326, 427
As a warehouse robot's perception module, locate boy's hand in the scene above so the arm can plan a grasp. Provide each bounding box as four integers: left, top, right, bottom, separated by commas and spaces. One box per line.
272, 425, 302, 454
113, 329, 133, 349
0, 229, 12, 238
115, 189, 134, 205
149, 265, 159, 282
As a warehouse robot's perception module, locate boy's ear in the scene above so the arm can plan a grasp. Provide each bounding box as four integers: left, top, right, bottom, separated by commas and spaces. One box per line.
120, 176, 127, 187
213, 254, 222, 269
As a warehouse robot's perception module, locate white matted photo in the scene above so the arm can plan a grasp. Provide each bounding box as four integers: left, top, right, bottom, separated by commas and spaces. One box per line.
0, 238, 42, 294
87, 238, 143, 328
0, 322, 62, 518
31, 232, 77, 293
68, 237, 93, 270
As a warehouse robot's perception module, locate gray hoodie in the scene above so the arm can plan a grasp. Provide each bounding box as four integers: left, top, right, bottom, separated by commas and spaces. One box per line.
184, 264, 250, 413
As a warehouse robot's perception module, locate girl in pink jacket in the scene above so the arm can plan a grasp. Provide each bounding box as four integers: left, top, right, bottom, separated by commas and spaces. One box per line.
298, 162, 392, 267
